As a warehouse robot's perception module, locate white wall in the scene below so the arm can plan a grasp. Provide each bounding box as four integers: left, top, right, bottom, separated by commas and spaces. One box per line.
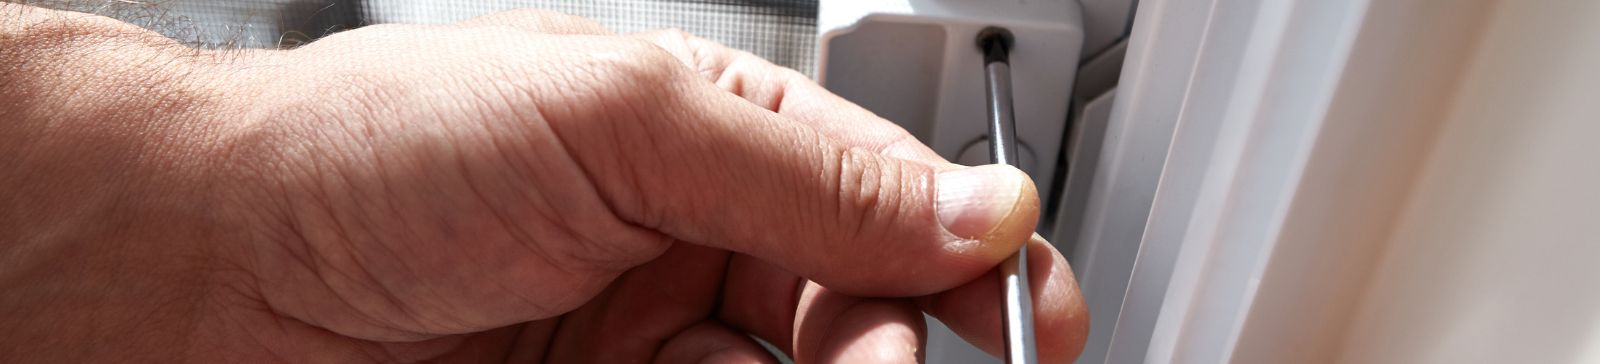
1336, 1, 1600, 363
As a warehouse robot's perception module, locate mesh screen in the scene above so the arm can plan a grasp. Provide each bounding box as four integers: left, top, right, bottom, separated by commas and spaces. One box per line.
13, 0, 819, 76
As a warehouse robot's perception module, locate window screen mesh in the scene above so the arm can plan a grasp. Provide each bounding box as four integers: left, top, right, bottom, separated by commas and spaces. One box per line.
14, 0, 820, 76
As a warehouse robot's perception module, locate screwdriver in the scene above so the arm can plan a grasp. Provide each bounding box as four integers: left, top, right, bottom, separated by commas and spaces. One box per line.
978, 26, 1038, 364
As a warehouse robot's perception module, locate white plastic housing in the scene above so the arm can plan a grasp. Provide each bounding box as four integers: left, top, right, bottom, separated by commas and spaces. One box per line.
815, 0, 1084, 206
815, 2, 1084, 363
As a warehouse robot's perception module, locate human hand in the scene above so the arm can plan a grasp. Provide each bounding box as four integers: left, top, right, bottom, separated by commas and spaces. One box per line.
0, 7, 1086, 363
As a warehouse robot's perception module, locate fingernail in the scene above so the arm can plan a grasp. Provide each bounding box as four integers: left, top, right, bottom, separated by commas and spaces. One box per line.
936, 165, 1027, 239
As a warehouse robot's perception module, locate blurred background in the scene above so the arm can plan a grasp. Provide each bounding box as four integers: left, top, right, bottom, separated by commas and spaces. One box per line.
12, 0, 822, 75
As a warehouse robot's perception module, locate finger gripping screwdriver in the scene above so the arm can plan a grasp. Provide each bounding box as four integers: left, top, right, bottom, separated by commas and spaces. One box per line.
977, 26, 1038, 364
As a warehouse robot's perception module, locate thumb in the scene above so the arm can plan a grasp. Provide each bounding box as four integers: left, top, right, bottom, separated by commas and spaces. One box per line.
593, 80, 1039, 296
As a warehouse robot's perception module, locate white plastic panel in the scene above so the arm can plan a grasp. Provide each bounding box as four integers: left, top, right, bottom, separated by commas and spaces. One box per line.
1051, 0, 1220, 360
1078, 0, 1138, 58
816, 1, 1083, 206
1050, 87, 1123, 364
814, 2, 1084, 363
1107, 0, 1495, 362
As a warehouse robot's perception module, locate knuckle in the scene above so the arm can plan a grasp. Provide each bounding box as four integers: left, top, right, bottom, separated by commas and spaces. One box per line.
552, 13, 609, 32
656, 28, 695, 43
647, 28, 700, 60
548, 230, 671, 273
615, 37, 686, 74
306, 23, 416, 48
830, 147, 903, 239
577, 38, 687, 99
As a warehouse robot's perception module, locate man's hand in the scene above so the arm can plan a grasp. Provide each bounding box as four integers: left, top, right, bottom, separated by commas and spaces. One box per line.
0, 6, 1087, 363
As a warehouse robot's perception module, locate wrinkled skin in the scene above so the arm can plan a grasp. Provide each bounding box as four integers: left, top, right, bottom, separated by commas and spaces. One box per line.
0, 6, 1087, 363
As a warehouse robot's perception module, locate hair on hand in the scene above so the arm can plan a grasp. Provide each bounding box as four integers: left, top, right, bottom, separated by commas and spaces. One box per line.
4, 0, 263, 50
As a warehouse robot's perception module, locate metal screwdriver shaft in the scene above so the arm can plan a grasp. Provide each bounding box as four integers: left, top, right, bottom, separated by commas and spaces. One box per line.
978, 26, 1038, 364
